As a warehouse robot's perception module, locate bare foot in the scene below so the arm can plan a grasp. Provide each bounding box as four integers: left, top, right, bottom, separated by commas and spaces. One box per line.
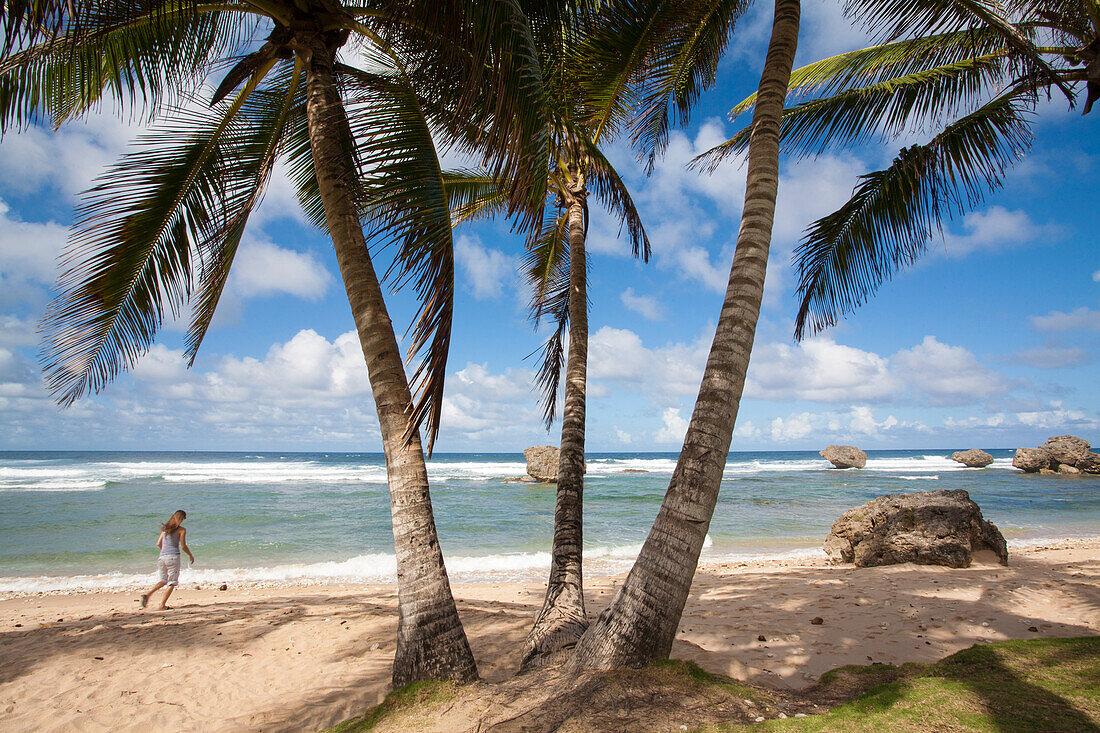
139, 594, 149, 609
155, 605, 171, 611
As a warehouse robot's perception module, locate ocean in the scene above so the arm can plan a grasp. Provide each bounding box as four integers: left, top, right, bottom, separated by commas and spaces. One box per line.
1, 450, 1097, 593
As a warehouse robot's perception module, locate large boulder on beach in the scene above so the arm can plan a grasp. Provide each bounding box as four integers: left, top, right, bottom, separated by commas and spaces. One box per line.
824, 489, 1008, 568
1042, 435, 1091, 466
1077, 453, 1100, 474
951, 449, 994, 468
523, 445, 559, 482
820, 445, 867, 469
1012, 447, 1053, 473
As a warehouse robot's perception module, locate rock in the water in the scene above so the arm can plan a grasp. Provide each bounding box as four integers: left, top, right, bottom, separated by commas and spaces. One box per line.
1043, 435, 1091, 466
1012, 447, 1053, 473
1076, 453, 1100, 474
820, 445, 867, 469
1057, 464, 1081, 475
823, 489, 1008, 568
951, 449, 994, 468
523, 445, 559, 482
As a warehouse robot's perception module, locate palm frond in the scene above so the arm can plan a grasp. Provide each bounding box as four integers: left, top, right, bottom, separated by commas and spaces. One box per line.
842, 0, 1073, 99
627, 0, 748, 169
694, 52, 1011, 170
792, 91, 1033, 341
727, 28, 1008, 119
442, 169, 508, 226
185, 59, 305, 362
39, 74, 265, 405
340, 58, 457, 455
522, 207, 571, 427
579, 135, 650, 260
0, 3, 252, 132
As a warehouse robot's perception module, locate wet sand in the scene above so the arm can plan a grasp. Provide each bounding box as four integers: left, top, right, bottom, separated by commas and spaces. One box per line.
1, 540, 1097, 732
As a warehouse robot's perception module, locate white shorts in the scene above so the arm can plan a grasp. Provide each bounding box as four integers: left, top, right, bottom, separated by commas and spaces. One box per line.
157, 556, 181, 586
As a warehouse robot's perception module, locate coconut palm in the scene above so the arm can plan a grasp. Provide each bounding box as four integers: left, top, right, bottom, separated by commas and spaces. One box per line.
564, 0, 802, 670
443, 0, 752, 668
696, 0, 1091, 341
1, 0, 553, 686
565, 0, 1080, 670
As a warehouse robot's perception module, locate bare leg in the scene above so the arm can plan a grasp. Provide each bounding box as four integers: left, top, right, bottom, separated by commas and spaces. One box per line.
156, 584, 175, 610
141, 581, 165, 609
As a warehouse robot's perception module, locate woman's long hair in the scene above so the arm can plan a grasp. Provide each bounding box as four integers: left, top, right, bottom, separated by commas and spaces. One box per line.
161, 509, 187, 535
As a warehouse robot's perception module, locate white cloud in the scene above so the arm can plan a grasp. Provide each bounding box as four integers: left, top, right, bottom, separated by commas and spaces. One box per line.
892, 336, 1008, 405
620, 288, 662, 320
1011, 345, 1092, 369
588, 326, 709, 398
1093, 269, 1100, 282
745, 338, 896, 402
736, 406, 911, 444
455, 234, 515, 300
0, 200, 69, 305
654, 407, 688, 444
0, 110, 143, 199
941, 206, 1055, 257
229, 236, 331, 300
1029, 306, 1100, 333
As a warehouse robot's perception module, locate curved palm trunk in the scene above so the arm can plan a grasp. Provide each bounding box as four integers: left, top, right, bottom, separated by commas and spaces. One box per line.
566, 0, 800, 670
521, 177, 590, 669
302, 35, 478, 687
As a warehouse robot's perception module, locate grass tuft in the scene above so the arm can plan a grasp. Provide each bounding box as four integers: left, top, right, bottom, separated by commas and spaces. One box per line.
326, 680, 458, 733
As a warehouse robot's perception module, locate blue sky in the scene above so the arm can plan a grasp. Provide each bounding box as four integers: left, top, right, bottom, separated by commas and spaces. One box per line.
1, 1, 1098, 453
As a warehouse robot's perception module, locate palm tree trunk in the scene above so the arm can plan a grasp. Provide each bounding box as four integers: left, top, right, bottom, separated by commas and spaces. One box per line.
521, 177, 590, 669
301, 34, 478, 687
566, 0, 800, 671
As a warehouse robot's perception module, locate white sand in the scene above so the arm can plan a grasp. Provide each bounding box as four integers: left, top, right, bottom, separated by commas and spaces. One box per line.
1, 540, 1097, 732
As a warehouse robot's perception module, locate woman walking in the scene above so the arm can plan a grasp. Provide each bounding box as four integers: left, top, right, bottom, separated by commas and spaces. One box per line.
140, 510, 195, 610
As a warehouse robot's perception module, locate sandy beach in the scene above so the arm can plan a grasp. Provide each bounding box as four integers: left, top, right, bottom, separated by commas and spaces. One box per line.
1, 539, 1096, 731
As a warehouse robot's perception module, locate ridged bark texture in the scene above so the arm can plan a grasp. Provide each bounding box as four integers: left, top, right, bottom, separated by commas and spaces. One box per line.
521, 179, 590, 669
302, 36, 478, 688
565, 0, 800, 670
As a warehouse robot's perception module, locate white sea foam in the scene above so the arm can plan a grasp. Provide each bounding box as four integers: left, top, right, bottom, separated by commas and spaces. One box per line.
0, 536, 722, 593
895, 475, 940, 481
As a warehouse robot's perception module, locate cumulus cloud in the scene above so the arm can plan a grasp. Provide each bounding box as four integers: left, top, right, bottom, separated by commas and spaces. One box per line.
892, 336, 1008, 405
1010, 345, 1092, 369
1029, 306, 1100, 333
1093, 269, 1100, 282
588, 326, 709, 398
0, 200, 69, 306
940, 206, 1057, 257
735, 405, 912, 444
620, 288, 663, 321
654, 407, 688, 444
455, 234, 515, 300
229, 236, 331, 300
745, 338, 896, 402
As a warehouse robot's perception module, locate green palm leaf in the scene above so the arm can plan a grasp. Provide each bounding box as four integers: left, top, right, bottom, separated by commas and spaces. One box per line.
339, 58, 459, 455
792, 91, 1033, 341
695, 52, 1011, 169
522, 208, 571, 427
185, 59, 305, 362
0, 2, 250, 131
39, 71, 267, 405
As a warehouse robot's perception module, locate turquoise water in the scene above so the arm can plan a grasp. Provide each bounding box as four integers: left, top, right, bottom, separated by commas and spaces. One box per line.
1, 450, 1097, 591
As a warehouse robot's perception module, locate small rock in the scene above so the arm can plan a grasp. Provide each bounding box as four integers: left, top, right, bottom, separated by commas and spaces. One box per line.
755, 717, 765, 723
370, 642, 380, 651
57, 618, 64, 623
778, 713, 788, 719
14, 623, 21, 627
1028, 626, 1038, 632
219, 584, 228, 591
94, 656, 104, 660
795, 713, 807, 718
810, 617, 824, 625
757, 635, 767, 642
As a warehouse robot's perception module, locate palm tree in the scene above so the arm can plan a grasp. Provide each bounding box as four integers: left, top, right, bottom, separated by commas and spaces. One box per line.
1, 0, 552, 687
697, 0, 1091, 341
564, 0, 1084, 670
443, 0, 750, 668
